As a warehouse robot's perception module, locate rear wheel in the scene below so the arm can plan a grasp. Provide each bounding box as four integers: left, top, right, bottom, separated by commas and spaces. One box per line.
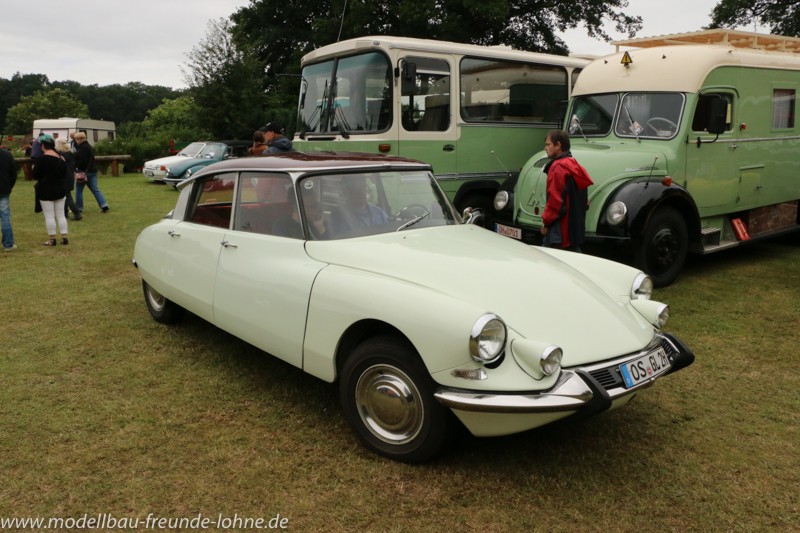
142, 280, 185, 324
634, 207, 688, 287
339, 336, 454, 463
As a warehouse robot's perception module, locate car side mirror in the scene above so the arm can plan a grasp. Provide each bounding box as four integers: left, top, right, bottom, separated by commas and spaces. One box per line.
706, 97, 728, 135
401, 62, 417, 96
462, 207, 485, 226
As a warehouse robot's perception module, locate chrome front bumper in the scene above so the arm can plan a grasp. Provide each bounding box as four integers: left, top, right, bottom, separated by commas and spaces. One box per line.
434, 333, 695, 416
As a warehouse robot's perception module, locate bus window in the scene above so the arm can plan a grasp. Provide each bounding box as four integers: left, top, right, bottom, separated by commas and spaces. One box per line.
400, 57, 451, 132
460, 58, 568, 124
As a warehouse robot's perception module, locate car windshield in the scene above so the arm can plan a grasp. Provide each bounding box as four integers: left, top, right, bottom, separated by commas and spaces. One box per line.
296, 170, 459, 240
179, 142, 206, 157
198, 143, 225, 158
568, 92, 685, 139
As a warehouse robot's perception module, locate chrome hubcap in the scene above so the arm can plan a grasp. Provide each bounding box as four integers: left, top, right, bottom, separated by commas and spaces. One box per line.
146, 285, 165, 312
355, 364, 424, 445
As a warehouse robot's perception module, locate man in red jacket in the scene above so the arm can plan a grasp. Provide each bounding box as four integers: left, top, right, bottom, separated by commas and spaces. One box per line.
540, 130, 593, 252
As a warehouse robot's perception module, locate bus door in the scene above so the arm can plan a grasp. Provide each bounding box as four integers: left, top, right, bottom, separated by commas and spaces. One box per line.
685, 91, 739, 215
398, 56, 457, 177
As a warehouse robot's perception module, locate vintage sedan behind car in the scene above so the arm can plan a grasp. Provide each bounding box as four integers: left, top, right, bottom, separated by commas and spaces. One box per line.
132, 152, 695, 462
160, 140, 251, 187
142, 141, 209, 182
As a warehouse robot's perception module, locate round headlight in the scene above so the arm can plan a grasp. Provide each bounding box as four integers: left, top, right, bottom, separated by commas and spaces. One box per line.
540, 346, 563, 376
606, 201, 628, 225
631, 273, 653, 300
469, 314, 507, 364
493, 190, 510, 211
656, 303, 670, 328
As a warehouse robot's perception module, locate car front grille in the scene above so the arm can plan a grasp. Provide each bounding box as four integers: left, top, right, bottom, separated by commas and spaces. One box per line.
585, 336, 679, 391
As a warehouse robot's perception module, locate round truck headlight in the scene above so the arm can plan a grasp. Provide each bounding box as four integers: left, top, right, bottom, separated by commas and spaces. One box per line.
606, 201, 628, 225
540, 346, 563, 376
631, 272, 653, 300
469, 314, 507, 364
493, 190, 510, 211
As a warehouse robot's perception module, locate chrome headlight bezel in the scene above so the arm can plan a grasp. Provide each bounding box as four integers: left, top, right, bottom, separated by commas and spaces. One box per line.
631, 272, 653, 301
540, 345, 563, 376
469, 313, 507, 365
630, 300, 670, 329
493, 190, 510, 211
606, 200, 628, 226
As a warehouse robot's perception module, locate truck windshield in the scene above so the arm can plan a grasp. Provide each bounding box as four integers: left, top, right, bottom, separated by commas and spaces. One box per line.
615, 93, 684, 139
569, 92, 684, 139
298, 52, 392, 136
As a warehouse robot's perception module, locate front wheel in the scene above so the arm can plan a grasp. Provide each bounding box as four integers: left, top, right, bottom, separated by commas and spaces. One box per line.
457, 194, 493, 229
633, 207, 688, 287
339, 337, 455, 463
142, 280, 185, 324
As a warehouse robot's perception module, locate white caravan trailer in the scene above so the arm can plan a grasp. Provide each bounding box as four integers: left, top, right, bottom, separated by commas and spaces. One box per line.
32, 118, 116, 146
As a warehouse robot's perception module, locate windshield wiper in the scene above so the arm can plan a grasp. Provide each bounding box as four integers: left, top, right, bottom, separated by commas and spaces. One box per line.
569, 114, 588, 141
396, 211, 430, 231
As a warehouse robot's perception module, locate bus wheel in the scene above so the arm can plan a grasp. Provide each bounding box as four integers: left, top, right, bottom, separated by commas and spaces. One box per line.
458, 194, 492, 228
634, 207, 688, 287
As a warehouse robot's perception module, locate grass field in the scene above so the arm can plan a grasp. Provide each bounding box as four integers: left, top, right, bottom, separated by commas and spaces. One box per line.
1, 173, 798, 532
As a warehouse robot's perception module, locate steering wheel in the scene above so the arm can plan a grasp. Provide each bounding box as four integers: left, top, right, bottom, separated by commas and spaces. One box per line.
393, 204, 429, 220
645, 117, 678, 135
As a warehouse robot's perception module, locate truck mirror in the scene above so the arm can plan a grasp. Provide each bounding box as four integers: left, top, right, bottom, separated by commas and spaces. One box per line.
401, 62, 417, 96
707, 97, 728, 135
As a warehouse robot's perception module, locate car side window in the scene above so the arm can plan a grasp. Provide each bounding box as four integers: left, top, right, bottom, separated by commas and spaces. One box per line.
187, 173, 236, 228
234, 173, 295, 237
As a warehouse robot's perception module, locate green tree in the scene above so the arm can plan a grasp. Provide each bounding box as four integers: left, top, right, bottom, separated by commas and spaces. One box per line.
183, 18, 268, 139
709, 0, 800, 35
5, 88, 90, 134
0, 73, 50, 132
142, 95, 210, 140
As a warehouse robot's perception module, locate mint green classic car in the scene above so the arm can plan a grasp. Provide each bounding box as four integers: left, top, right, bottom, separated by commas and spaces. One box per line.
132, 152, 694, 462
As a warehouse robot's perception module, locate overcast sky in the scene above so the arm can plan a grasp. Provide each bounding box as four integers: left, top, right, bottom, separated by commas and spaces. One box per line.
1, 0, 747, 90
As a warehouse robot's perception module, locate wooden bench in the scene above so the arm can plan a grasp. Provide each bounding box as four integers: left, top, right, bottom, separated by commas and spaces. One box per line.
14, 155, 132, 180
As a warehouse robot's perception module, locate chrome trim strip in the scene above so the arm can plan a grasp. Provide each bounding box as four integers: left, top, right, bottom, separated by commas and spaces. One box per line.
433, 371, 594, 413
435, 171, 518, 181
694, 135, 800, 143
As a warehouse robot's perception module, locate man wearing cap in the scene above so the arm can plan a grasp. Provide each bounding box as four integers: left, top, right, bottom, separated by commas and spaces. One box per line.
261, 122, 295, 154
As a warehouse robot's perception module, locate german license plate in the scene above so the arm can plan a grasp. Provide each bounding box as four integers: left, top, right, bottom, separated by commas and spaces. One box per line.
619, 348, 671, 388
495, 223, 522, 240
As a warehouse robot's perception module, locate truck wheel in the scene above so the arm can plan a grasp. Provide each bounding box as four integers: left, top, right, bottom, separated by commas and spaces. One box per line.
457, 194, 492, 228
634, 207, 688, 287
339, 336, 454, 463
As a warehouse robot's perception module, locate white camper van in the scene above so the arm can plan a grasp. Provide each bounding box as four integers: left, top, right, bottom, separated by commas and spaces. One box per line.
32, 118, 116, 146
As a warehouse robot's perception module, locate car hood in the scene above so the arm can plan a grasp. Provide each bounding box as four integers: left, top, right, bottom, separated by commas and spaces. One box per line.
144, 154, 190, 168
305, 225, 654, 365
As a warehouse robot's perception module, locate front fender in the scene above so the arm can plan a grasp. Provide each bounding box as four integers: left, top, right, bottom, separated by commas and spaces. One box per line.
302, 264, 552, 393
596, 178, 700, 244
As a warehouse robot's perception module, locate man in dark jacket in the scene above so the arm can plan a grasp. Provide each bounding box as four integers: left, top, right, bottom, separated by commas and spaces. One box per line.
261, 122, 296, 154
540, 130, 593, 252
0, 147, 18, 250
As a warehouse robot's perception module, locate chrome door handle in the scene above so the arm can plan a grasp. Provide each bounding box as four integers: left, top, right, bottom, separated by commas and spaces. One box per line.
167, 230, 180, 237
221, 240, 238, 248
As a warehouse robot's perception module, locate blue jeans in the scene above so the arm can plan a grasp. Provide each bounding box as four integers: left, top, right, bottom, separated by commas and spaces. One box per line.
75, 172, 108, 211
0, 194, 13, 249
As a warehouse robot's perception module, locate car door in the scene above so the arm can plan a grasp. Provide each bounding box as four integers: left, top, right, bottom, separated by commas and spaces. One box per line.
157, 172, 237, 322
212, 173, 326, 370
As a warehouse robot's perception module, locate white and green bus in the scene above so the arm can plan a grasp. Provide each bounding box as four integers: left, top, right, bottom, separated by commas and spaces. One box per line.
492, 29, 800, 286
292, 36, 588, 217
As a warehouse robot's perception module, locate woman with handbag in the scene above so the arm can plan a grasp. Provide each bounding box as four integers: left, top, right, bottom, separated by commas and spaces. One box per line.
32, 134, 69, 246
73, 131, 109, 214
56, 138, 81, 220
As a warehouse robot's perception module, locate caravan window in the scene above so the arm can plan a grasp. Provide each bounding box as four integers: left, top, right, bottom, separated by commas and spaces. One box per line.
772, 88, 796, 129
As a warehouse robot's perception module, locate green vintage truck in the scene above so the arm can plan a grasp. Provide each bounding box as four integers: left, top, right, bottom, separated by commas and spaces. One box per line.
492, 30, 800, 286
